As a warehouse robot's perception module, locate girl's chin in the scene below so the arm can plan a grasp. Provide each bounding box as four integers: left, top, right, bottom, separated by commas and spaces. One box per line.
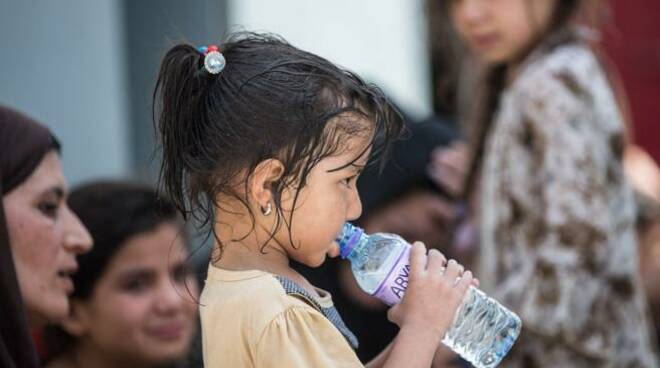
326, 242, 340, 258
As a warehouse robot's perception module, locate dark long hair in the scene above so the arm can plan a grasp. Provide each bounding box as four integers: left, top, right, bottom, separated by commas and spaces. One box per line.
153, 32, 404, 254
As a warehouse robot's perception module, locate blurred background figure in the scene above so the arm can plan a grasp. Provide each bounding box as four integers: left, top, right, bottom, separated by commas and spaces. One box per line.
427, 0, 658, 366
43, 181, 199, 368
1, 106, 93, 368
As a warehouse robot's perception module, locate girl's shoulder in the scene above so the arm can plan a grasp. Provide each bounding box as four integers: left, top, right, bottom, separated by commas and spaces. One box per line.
509, 42, 609, 116
201, 266, 335, 330
202, 266, 317, 312
513, 42, 602, 96
521, 42, 598, 79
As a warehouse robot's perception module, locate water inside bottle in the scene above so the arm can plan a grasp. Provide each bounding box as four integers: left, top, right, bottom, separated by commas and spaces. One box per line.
350, 234, 404, 293
442, 287, 521, 368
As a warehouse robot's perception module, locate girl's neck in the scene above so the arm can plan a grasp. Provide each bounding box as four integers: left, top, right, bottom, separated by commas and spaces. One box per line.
212, 239, 291, 275
212, 217, 299, 273
47, 344, 153, 368
210, 205, 321, 296
213, 241, 319, 297
505, 62, 522, 85
211, 220, 320, 297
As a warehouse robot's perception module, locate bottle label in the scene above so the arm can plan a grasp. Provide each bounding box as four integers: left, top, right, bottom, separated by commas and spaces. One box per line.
372, 245, 411, 306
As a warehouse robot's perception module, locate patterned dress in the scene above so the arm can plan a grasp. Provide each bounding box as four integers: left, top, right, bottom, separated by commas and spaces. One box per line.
478, 41, 659, 367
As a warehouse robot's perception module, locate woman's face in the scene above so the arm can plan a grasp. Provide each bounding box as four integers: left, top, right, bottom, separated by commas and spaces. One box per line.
66, 222, 199, 365
4, 151, 93, 326
450, 0, 558, 64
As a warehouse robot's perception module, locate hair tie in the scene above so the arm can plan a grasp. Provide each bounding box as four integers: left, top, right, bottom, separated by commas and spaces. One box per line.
197, 45, 226, 74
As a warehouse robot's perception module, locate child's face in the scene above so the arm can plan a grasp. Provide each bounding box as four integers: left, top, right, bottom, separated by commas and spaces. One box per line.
66, 222, 198, 365
450, 0, 557, 64
276, 132, 370, 268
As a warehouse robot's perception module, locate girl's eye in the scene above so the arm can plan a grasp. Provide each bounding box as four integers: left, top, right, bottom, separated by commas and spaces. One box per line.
172, 265, 192, 283
122, 277, 150, 293
342, 175, 357, 187
38, 202, 59, 219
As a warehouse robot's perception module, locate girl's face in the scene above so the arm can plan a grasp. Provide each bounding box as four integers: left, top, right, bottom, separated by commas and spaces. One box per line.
66, 222, 198, 365
450, 0, 558, 64
4, 151, 93, 326
275, 131, 370, 268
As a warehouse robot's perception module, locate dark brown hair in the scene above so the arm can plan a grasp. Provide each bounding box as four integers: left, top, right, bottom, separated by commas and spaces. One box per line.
153, 32, 403, 253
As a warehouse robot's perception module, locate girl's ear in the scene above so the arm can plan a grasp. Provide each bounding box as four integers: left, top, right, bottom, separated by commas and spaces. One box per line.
250, 158, 285, 209
59, 300, 91, 337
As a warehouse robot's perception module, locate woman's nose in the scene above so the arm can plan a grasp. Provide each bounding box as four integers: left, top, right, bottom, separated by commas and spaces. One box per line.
63, 206, 93, 254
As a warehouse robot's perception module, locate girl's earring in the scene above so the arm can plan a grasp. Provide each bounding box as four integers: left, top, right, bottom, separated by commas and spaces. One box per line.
261, 202, 272, 216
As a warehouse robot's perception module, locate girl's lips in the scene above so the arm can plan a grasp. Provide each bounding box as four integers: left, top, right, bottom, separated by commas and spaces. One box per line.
471, 33, 499, 51
148, 322, 185, 341
327, 242, 340, 258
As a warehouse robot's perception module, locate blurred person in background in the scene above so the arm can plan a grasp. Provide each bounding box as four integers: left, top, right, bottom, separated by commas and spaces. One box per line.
428, 0, 659, 366
0, 106, 93, 368
43, 181, 199, 368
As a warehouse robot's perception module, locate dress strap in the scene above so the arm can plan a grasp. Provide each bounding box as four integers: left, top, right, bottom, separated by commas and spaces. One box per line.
275, 275, 359, 349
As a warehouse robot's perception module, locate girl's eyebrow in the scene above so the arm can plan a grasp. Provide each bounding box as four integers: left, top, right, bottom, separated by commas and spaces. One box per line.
117, 268, 155, 281
326, 144, 371, 173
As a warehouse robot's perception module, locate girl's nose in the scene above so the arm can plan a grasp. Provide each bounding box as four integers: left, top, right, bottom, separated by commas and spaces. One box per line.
154, 281, 185, 315
346, 190, 363, 221
457, 0, 488, 25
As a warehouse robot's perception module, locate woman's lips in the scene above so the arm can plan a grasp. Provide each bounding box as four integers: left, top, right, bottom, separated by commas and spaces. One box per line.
56, 274, 74, 293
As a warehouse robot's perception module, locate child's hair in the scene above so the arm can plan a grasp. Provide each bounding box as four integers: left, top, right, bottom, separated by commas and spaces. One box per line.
153, 32, 403, 252
43, 180, 183, 360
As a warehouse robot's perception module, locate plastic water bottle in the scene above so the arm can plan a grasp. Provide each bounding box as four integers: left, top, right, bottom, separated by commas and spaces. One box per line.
336, 223, 521, 368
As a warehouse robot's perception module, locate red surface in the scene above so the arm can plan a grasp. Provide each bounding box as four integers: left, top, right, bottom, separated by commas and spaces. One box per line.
602, 1, 660, 162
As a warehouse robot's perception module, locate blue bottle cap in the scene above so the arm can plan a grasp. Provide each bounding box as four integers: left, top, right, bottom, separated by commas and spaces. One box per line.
336, 223, 364, 259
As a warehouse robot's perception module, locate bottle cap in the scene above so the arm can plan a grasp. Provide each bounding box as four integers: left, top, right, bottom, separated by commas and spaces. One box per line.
336, 223, 364, 259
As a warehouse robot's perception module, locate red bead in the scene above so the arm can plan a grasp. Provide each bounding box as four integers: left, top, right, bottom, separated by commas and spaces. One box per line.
207, 45, 219, 52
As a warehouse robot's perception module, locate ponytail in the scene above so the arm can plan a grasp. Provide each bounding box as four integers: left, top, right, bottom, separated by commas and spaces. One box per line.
153, 44, 213, 220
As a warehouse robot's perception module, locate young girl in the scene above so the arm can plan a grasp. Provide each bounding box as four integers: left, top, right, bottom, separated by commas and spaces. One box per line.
431, 0, 658, 366
44, 181, 199, 368
153, 32, 474, 367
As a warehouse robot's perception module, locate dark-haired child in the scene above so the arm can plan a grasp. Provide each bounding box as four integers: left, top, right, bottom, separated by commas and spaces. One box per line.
154, 32, 474, 367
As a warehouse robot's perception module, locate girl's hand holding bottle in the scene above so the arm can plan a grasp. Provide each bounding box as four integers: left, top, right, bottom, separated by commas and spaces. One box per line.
387, 242, 473, 339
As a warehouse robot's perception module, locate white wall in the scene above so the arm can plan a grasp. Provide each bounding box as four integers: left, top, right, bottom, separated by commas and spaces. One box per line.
228, 0, 432, 119
0, 0, 130, 185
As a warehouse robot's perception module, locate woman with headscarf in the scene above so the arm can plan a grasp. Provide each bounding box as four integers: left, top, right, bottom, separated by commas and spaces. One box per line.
0, 105, 93, 368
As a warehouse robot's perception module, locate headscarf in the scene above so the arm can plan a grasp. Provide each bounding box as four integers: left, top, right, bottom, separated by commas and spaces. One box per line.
0, 105, 60, 368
